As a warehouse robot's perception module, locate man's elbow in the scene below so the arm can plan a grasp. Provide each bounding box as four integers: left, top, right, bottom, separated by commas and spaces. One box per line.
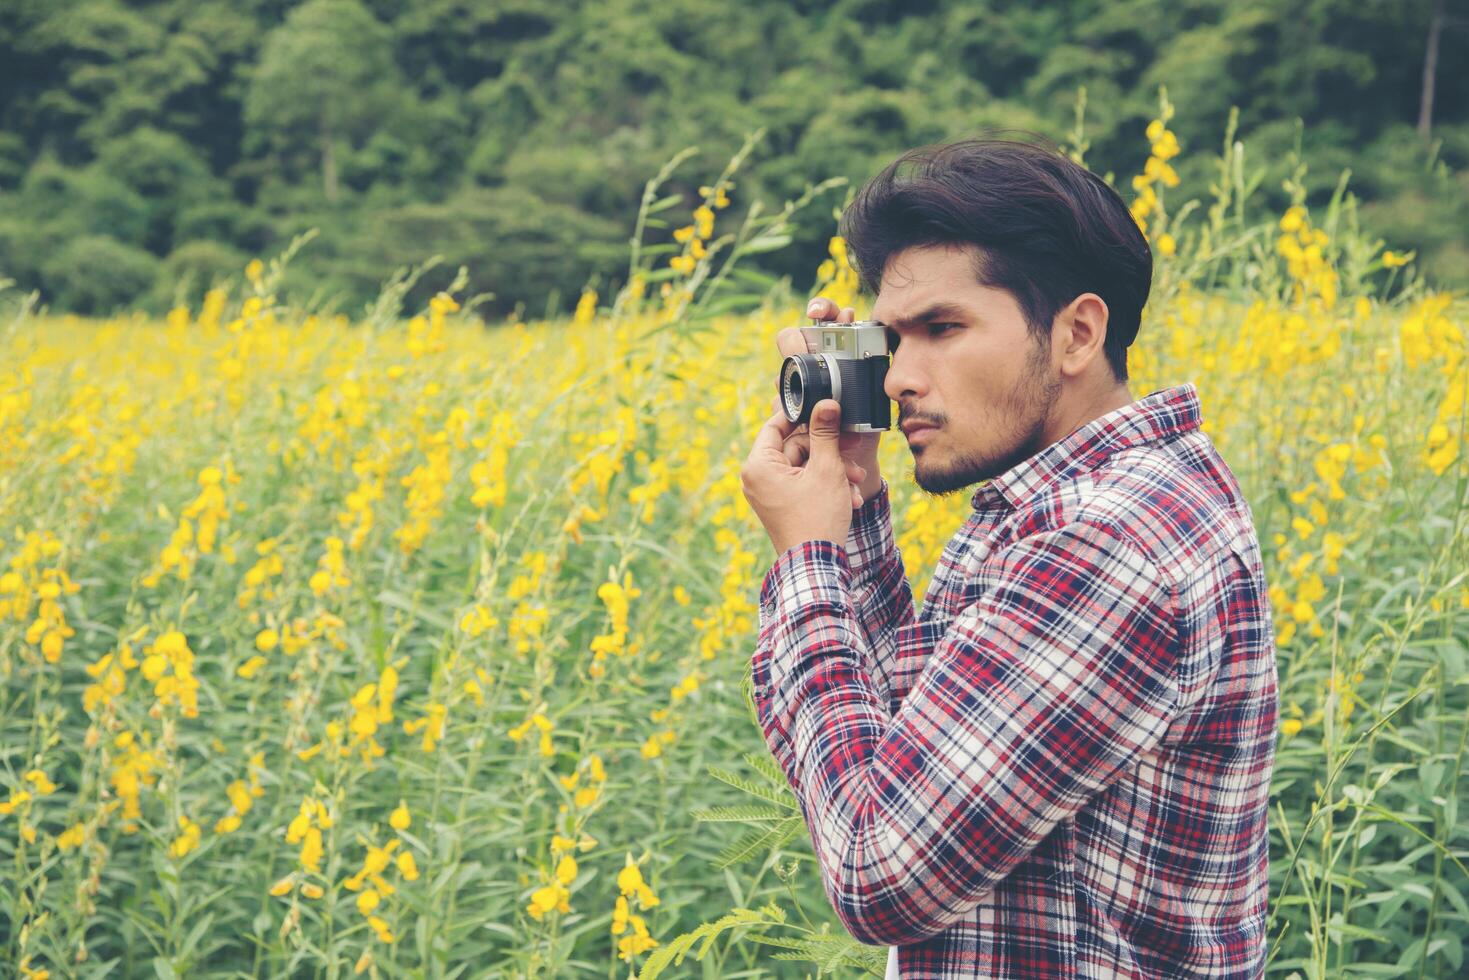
831, 876, 954, 947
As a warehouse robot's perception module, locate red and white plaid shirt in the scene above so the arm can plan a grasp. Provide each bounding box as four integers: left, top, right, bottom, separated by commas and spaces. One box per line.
751, 383, 1277, 978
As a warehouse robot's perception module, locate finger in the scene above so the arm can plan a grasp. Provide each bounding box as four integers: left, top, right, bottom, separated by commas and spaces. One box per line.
752, 407, 797, 456
806, 297, 837, 321
807, 399, 843, 465
776, 327, 809, 359
784, 435, 809, 468
837, 306, 856, 324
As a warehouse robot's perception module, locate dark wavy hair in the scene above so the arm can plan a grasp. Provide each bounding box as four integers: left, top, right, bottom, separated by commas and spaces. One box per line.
839, 134, 1152, 383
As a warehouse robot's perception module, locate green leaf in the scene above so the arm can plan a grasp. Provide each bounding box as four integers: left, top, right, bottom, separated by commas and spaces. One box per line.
740, 234, 792, 255
374, 588, 451, 632
743, 751, 786, 785
713, 817, 803, 869
706, 765, 797, 809
638, 905, 780, 980
689, 804, 790, 823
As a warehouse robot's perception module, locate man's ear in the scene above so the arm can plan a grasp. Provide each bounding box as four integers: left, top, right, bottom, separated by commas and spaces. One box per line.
1056, 293, 1109, 379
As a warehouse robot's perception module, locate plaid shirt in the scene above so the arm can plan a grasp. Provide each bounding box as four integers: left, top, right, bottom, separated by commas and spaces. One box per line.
751, 383, 1277, 979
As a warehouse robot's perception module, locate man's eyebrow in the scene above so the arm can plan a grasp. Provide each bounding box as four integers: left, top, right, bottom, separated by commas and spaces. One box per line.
882, 302, 972, 330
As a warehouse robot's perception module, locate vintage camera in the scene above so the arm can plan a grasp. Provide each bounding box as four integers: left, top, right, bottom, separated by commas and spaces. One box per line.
777, 320, 892, 432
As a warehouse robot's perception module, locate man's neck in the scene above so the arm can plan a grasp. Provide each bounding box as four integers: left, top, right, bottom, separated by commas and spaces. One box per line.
1046, 382, 1135, 447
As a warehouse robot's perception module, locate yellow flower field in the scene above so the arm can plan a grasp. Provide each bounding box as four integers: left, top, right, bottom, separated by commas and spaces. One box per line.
2, 105, 1467, 978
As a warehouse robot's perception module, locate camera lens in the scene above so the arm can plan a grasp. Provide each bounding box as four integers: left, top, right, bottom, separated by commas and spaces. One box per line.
780, 354, 832, 424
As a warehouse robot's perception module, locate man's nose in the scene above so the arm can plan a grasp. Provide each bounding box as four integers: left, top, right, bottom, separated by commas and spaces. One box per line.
884, 346, 926, 404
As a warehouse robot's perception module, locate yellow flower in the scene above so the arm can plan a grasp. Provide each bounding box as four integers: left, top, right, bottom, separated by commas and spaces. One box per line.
1156, 233, 1176, 257
301, 883, 325, 899
527, 882, 571, 920
301, 827, 324, 873
269, 876, 295, 897
1281, 718, 1303, 737
356, 888, 380, 915
56, 823, 85, 849
693, 204, 714, 239
397, 850, 420, 880
1279, 206, 1306, 234
616, 856, 660, 909
389, 800, 411, 831
237, 655, 267, 679
169, 815, 201, 858
255, 628, 279, 651
367, 915, 396, 943
24, 770, 56, 795
555, 853, 578, 885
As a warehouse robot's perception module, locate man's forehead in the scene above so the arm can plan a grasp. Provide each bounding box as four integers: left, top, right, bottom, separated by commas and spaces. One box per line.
871, 247, 992, 324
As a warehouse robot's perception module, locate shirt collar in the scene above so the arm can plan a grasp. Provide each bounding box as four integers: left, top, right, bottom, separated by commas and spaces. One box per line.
970, 383, 1203, 512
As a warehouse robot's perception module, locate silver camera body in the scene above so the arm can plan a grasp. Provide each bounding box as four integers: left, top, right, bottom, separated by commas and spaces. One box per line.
778, 320, 892, 432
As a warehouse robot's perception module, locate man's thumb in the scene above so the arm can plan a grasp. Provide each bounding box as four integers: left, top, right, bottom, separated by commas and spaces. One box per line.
810, 399, 842, 446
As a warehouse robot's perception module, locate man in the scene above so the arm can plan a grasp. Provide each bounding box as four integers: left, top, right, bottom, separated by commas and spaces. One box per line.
740, 137, 1277, 979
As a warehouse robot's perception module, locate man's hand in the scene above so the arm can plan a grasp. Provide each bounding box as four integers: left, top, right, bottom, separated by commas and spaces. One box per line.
742, 397, 867, 557
775, 297, 884, 502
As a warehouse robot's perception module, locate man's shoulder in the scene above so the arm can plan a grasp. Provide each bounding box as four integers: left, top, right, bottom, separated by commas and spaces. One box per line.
1024, 430, 1261, 589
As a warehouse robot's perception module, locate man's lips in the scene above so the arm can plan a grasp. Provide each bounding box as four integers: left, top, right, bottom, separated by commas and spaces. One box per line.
901, 421, 939, 435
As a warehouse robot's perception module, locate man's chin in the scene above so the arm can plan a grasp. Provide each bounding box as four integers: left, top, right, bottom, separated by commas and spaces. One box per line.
912, 453, 988, 496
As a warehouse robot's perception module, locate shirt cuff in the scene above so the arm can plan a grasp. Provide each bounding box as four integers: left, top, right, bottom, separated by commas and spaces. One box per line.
753, 538, 858, 714
758, 538, 852, 625
845, 478, 893, 576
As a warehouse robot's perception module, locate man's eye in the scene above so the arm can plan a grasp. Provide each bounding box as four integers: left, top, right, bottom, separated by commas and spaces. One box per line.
929, 322, 959, 336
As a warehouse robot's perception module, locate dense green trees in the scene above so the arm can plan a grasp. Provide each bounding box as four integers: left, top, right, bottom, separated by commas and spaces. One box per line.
0, 0, 1464, 316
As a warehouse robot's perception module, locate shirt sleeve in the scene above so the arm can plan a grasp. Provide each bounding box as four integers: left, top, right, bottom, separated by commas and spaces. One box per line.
748, 518, 1180, 947
840, 478, 917, 712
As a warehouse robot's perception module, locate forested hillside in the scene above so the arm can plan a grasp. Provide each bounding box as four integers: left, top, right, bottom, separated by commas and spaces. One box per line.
1, 0, 1464, 316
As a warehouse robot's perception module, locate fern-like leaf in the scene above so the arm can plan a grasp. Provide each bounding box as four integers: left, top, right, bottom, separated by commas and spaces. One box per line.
743, 751, 787, 786
637, 902, 785, 980
749, 931, 888, 977
706, 765, 798, 809
713, 815, 803, 869
689, 804, 789, 823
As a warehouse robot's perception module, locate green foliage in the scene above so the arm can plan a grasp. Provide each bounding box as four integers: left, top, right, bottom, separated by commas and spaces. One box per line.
0, 0, 1464, 314
41, 234, 160, 314
154, 239, 249, 309
245, 0, 401, 201
338, 187, 628, 316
